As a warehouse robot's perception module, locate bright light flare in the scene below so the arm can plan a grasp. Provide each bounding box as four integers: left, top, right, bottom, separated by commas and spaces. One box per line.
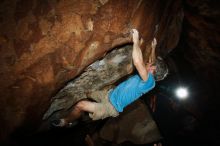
175, 87, 188, 99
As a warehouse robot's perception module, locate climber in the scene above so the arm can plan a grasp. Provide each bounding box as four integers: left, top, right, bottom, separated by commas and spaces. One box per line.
52, 29, 168, 127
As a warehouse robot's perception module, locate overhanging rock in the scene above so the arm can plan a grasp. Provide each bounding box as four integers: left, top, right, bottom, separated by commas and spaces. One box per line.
42, 45, 162, 144
43, 45, 133, 121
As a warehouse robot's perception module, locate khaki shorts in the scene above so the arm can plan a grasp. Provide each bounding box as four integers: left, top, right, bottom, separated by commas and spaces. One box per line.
87, 89, 119, 120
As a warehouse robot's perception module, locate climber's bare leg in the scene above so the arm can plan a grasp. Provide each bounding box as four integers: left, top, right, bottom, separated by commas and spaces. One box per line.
52, 100, 96, 127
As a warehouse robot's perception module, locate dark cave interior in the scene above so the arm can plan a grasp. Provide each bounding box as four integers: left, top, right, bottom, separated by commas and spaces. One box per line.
0, 0, 219, 146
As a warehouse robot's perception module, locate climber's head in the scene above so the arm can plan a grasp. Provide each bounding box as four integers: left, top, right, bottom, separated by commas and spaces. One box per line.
153, 56, 169, 81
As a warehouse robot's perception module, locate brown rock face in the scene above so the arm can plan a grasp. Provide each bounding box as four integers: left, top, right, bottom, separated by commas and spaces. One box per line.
100, 100, 162, 144
0, 0, 182, 141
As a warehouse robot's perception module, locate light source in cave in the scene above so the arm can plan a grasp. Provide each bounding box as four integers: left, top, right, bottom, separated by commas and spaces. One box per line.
175, 87, 188, 99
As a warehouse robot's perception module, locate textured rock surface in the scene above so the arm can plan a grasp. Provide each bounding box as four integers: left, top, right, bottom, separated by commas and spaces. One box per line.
100, 100, 162, 144
0, 0, 183, 140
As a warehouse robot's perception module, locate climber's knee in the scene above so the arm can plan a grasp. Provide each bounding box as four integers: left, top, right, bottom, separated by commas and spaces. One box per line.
75, 100, 95, 113
75, 100, 86, 110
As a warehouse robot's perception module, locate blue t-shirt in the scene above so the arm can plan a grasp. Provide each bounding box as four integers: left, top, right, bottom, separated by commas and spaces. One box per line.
109, 73, 155, 112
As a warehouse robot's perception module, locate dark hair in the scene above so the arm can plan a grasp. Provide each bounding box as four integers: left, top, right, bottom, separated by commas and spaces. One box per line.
154, 57, 168, 81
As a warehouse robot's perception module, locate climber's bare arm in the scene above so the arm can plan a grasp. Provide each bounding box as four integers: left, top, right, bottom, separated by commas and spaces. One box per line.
149, 38, 157, 63
132, 29, 149, 81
